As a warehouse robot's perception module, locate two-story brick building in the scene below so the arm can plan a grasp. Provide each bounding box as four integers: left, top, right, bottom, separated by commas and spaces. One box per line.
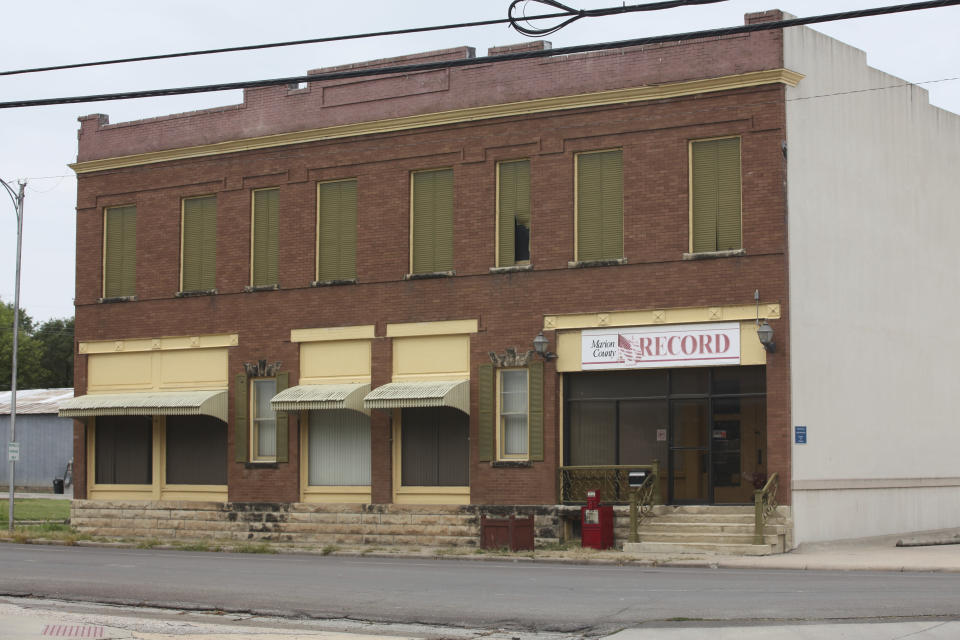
62, 10, 960, 550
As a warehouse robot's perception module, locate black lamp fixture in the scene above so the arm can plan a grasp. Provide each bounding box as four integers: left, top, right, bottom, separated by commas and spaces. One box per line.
754, 289, 776, 353
532, 331, 557, 360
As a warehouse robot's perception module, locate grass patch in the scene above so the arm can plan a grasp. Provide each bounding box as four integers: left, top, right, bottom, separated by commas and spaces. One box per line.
175, 541, 211, 552
136, 538, 162, 549
320, 545, 338, 556
0, 499, 70, 524
0, 523, 90, 545
235, 542, 276, 554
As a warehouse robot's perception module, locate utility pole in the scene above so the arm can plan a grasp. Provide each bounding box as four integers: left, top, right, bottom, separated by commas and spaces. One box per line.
1, 178, 25, 531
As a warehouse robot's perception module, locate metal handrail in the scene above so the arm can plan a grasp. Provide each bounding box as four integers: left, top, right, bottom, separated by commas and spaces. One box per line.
753, 472, 779, 545
628, 472, 659, 543
558, 462, 659, 504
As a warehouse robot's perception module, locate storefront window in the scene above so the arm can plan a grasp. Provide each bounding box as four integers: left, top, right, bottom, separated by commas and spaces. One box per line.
166, 415, 227, 485
401, 407, 469, 486
95, 416, 152, 485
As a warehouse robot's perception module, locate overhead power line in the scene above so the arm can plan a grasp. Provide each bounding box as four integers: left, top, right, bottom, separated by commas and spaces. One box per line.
0, 0, 729, 77
2, 0, 959, 110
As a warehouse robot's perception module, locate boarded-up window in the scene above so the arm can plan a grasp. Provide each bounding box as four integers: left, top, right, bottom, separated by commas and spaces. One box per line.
691, 137, 742, 253
94, 416, 151, 484
252, 188, 280, 286
411, 169, 454, 274
103, 205, 137, 298
308, 409, 370, 486
576, 150, 622, 262
497, 160, 531, 267
181, 195, 217, 291
401, 407, 468, 486
317, 180, 357, 281
166, 415, 227, 485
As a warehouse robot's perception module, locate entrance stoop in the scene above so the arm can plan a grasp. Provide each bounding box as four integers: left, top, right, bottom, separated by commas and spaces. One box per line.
621, 505, 792, 556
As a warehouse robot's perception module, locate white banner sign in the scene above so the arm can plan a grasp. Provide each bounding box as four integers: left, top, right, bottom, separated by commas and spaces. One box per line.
582, 322, 740, 369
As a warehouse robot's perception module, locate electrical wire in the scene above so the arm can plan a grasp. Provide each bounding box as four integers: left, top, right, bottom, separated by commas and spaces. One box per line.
2, 0, 958, 110
0, 0, 712, 77
508, 0, 728, 37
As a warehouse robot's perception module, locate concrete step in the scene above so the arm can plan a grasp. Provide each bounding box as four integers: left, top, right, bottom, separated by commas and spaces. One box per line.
638, 531, 782, 545
645, 514, 756, 524
623, 540, 777, 556
640, 522, 787, 535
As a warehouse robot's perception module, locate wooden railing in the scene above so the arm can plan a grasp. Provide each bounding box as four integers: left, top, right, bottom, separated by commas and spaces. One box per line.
754, 472, 779, 545
558, 462, 659, 504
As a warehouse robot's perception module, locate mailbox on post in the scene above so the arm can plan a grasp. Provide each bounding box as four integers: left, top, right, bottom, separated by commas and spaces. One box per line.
581, 489, 614, 550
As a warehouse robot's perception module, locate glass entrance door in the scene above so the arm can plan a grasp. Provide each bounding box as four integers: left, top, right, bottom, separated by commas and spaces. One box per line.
669, 399, 709, 503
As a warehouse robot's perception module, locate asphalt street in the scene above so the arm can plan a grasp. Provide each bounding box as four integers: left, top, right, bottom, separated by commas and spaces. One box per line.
1, 544, 959, 635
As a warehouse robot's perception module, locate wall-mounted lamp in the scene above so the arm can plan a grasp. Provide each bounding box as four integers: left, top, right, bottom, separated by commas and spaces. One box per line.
754, 289, 776, 353
532, 331, 557, 361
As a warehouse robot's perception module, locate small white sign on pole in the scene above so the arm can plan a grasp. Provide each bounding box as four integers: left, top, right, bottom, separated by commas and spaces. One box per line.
7, 442, 19, 462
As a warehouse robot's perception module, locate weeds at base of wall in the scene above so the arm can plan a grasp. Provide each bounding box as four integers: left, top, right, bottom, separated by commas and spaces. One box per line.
0, 523, 91, 546
234, 542, 277, 554
320, 545, 338, 556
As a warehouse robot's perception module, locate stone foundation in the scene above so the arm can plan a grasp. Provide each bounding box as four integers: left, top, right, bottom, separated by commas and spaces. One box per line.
70, 501, 587, 547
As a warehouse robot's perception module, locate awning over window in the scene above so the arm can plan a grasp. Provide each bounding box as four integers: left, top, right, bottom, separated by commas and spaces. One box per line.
270, 383, 370, 414
58, 389, 228, 422
363, 379, 469, 414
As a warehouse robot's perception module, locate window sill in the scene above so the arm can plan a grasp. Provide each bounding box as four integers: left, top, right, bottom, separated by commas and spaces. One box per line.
682, 248, 746, 261
567, 258, 627, 269
244, 461, 278, 469
312, 278, 357, 287
97, 295, 137, 304
403, 270, 455, 281
243, 284, 280, 293
491, 460, 532, 468
489, 264, 533, 274
175, 288, 217, 298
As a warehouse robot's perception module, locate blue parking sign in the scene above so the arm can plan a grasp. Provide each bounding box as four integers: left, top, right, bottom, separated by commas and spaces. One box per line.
795, 426, 807, 444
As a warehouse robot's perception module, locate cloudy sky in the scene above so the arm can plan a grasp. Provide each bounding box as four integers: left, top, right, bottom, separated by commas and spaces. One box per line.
1, 0, 958, 323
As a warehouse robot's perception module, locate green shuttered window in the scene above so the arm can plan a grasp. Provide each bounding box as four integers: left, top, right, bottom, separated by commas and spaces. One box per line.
576, 150, 623, 262
477, 361, 543, 463
181, 195, 217, 292
411, 169, 454, 274
103, 205, 137, 298
691, 137, 742, 253
252, 189, 280, 287
497, 160, 531, 267
235, 372, 289, 463
317, 180, 357, 281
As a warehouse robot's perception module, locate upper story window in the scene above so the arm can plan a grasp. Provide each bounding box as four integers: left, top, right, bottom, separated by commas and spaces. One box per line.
410, 168, 454, 274
103, 205, 137, 298
180, 195, 217, 292
496, 160, 531, 268
251, 188, 280, 287
317, 179, 357, 282
575, 149, 623, 262
690, 137, 742, 253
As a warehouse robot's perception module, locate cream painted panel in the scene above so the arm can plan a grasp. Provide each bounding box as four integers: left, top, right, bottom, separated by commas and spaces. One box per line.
88, 352, 154, 392
739, 322, 768, 366
158, 349, 229, 390
393, 487, 471, 505
393, 335, 470, 380
301, 340, 371, 383
556, 331, 582, 373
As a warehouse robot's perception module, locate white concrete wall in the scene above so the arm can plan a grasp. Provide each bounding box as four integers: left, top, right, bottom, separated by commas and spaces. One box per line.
785, 26, 960, 543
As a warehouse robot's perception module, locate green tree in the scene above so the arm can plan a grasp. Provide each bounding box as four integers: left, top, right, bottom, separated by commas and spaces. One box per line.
33, 317, 74, 388
0, 301, 73, 391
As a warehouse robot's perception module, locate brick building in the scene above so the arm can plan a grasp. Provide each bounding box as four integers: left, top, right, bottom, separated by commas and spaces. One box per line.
62, 11, 960, 550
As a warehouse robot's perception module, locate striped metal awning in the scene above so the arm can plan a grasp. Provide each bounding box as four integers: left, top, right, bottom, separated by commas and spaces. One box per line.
58, 389, 228, 422
270, 383, 370, 414
363, 379, 469, 414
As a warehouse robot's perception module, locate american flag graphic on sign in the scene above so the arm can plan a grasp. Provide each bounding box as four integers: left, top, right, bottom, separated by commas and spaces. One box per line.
618, 334, 642, 364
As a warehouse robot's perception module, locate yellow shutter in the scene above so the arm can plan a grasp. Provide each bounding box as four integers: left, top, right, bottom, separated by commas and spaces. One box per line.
412, 169, 454, 273
318, 180, 357, 281
104, 205, 136, 298
691, 138, 741, 253
498, 160, 530, 267
252, 189, 279, 286
577, 150, 622, 261
181, 195, 216, 291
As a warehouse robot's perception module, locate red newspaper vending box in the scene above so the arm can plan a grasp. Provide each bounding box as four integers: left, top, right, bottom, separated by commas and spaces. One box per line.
581, 489, 614, 550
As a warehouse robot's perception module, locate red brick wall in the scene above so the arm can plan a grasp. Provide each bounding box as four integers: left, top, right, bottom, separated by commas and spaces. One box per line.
73, 38, 791, 506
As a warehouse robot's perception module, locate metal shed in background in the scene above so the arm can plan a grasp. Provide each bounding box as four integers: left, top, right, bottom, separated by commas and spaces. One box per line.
0, 388, 73, 492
